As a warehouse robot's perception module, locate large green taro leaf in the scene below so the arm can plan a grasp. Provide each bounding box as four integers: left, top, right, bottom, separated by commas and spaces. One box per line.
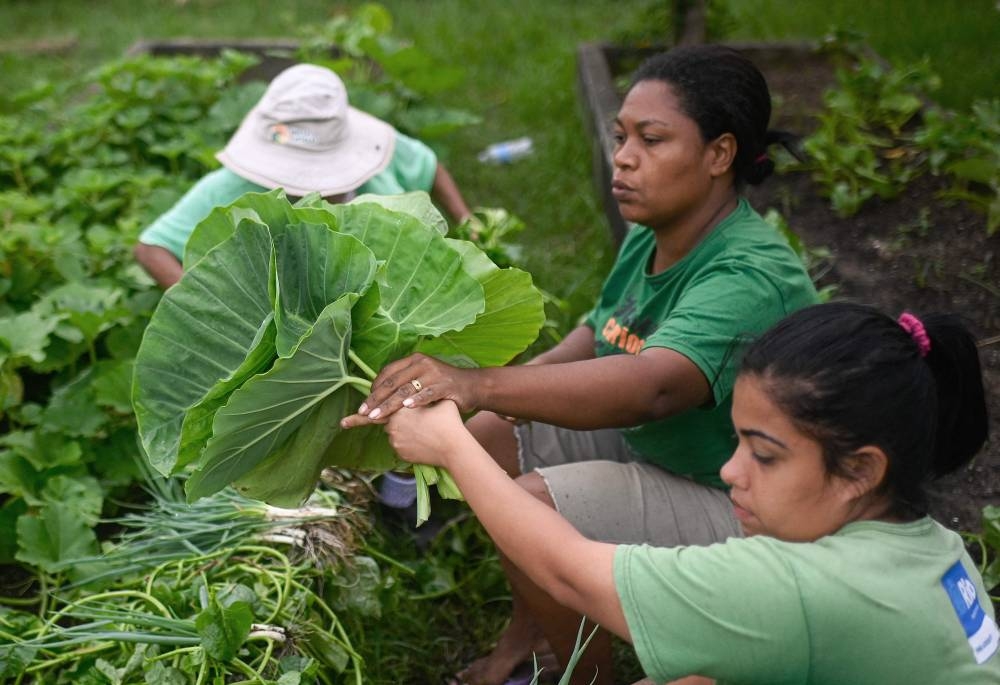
347, 191, 448, 236
184, 189, 295, 269
133, 222, 274, 476
319, 202, 486, 369
185, 295, 369, 502
322, 419, 400, 472
176, 315, 276, 470
231, 390, 357, 507
417, 238, 545, 367
233, 387, 402, 508
230, 393, 349, 507
272, 224, 377, 358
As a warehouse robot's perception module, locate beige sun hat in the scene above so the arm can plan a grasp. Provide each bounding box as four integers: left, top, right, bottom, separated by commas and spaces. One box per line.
216, 63, 395, 197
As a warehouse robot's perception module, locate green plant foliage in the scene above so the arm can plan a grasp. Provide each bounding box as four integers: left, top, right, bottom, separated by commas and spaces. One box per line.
0, 52, 257, 573
450, 208, 573, 355
134, 191, 545, 519
194, 594, 254, 662
920, 100, 1000, 234
0, 2, 490, 577
965, 505, 1000, 599
799, 51, 936, 217
296, 2, 480, 142
5, 477, 371, 683
797, 36, 1000, 232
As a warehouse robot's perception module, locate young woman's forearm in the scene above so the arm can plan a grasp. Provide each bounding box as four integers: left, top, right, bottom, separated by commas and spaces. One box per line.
442, 429, 628, 638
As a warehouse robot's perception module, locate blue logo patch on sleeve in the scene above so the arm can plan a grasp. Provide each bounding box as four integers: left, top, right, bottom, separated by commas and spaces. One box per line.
942, 561, 999, 665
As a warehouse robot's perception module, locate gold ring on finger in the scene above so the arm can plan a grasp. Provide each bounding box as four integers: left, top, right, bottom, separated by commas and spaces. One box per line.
410, 379, 422, 392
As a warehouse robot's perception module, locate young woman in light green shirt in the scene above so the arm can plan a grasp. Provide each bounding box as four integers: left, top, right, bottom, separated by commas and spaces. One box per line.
381, 301, 996, 684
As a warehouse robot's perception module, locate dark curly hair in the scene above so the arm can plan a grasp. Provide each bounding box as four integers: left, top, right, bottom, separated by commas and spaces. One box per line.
632, 45, 794, 187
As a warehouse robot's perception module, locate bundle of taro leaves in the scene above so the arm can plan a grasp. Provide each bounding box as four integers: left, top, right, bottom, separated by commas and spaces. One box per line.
132, 191, 545, 524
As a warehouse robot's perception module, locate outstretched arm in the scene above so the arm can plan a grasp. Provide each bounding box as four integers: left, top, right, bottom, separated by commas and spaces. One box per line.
341, 339, 709, 430
134, 243, 183, 289
385, 401, 630, 640
430, 162, 472, 223
525, 324, 596, 366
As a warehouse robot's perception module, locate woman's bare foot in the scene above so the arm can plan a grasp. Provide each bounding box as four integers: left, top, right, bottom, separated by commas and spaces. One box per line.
452, 626, 551, 685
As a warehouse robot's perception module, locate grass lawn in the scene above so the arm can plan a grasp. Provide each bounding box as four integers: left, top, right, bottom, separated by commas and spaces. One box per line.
721, 0, 1000, 110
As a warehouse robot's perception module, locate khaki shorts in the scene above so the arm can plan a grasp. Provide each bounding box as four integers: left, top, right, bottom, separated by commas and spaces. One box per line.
515, 422, 741, 546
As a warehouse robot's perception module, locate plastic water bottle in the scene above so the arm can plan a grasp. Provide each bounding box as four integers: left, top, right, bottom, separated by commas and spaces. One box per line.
477, 136, 533, 164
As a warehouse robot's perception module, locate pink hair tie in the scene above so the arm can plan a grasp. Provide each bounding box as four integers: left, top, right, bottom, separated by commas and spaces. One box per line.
898, 312, 931, 357
755, 152, 769, 164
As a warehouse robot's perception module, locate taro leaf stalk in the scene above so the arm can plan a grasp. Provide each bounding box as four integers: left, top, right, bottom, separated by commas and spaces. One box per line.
133, 191, 545, 523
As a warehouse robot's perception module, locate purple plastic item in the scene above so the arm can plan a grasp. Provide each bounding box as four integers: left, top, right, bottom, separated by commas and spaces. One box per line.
502, 674, 534, 685
379, 472, 417, 509
502, 661, 537, 685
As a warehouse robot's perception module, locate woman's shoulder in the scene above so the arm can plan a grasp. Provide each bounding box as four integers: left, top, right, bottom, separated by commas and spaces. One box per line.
771, 518, 973, 604
196, 166, 268, 200
713, 199, 791, 247
657, 518, 965, 576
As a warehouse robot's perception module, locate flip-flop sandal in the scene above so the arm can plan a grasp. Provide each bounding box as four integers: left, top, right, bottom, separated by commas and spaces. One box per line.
502, 661, 537, 685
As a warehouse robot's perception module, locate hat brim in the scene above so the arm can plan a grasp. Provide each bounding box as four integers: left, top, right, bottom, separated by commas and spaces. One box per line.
216, 106, 395, 197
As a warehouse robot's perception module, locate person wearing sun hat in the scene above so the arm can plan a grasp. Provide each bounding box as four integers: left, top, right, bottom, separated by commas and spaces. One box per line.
135, 63, 472, 288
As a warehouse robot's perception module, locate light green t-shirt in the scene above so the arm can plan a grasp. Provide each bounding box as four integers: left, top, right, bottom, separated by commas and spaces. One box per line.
584, 199, 818, 487
615, 518, 1000, 684
139, 131, 438, 259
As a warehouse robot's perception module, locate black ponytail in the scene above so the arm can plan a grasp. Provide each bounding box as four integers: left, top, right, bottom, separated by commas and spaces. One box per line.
740, 302, 988, 518
922, 313, 990, 477
743, 130, 804, 186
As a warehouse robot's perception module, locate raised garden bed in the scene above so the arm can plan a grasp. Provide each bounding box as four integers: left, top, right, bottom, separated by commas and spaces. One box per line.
576, 40, 1000, 533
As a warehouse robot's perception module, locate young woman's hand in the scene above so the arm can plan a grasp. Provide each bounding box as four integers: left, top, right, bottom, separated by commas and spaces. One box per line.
340, 353, 482, 428
384, 400, 467, 468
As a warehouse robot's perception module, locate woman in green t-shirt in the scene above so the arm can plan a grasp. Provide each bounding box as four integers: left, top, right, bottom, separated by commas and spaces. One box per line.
343, 46, 818, 684
382, 302, 996, 684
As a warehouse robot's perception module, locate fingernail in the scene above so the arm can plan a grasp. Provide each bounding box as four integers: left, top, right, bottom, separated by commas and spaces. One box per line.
358, 403, 368, 415
403, 398, 414, 407
368, 408, 381, 420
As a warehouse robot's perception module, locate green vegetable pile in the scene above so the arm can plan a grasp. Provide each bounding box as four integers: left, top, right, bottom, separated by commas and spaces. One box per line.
3, 472, 374, 685
133, 191, 545, 522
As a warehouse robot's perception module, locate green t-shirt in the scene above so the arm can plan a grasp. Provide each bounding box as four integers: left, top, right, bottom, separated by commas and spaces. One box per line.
584, 199, 818, 486
615, 518, 1000, 684
138, 131, 438, 259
